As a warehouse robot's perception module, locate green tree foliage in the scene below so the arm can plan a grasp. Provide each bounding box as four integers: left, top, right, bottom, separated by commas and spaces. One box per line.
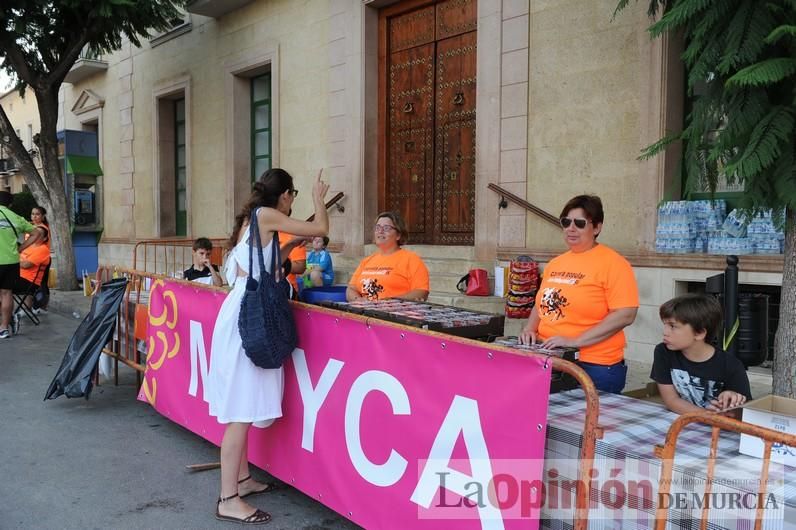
616, 0, 796, 397
0, 0, 185, 289
620, 0, 796, 212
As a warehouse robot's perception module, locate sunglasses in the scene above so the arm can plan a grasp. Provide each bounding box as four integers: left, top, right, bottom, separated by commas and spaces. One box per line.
560, 217, 590, 229
289, 189, 299, 197
373, 224, 397, 234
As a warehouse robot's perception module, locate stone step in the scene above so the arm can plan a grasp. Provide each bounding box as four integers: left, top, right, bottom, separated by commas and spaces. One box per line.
370, 244, 477, 260
503, 318, 527, 337
425, 293, 507, 313
332, 267, 495, 296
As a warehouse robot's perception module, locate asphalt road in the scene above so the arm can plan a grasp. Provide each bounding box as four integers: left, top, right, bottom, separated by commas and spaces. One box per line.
0, 311, 361, 530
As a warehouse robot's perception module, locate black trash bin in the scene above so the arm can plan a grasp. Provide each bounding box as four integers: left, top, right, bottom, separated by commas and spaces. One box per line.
735, 293, 769, 368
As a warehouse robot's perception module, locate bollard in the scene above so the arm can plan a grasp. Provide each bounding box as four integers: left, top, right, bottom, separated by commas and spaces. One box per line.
723, 255, 739, 357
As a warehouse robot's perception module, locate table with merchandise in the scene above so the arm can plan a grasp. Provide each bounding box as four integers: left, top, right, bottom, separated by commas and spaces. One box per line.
541, 389, 795, 529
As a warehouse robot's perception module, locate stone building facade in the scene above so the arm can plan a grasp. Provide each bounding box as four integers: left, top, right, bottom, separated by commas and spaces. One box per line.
2, 0, 784, 363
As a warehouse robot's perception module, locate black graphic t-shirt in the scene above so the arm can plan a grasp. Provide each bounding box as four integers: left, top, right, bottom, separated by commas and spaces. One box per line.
650, 343, 752, 408
183, 264, 219, 285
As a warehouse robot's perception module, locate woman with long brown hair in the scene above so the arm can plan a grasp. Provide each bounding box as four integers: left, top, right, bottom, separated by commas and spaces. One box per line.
206, 168, 329, 525
30, 206, 50, 313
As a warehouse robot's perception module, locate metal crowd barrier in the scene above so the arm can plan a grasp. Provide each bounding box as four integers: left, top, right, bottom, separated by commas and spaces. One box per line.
94, 265, 226, 387
488, 340, 601, 530
132, 238, 227, 276
654, 411, 796, 530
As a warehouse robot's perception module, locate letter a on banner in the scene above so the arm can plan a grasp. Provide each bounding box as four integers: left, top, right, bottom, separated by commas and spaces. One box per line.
411, 395, 505, 530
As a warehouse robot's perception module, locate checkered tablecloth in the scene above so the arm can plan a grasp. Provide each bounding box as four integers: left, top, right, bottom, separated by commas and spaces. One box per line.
541, 390, 795, 530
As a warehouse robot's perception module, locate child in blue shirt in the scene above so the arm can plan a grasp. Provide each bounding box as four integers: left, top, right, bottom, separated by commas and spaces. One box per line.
304, 236, 334, 287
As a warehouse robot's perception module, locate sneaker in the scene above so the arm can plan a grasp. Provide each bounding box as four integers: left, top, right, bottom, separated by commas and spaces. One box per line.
0, 329, 9, 339
10, 314, 19, 335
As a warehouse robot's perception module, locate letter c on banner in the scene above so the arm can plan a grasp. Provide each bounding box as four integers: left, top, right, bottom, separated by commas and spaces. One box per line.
344, 370, 410, 487
149, 285, 178, 329
163, 290, 178, 329
149, 280, 167, 326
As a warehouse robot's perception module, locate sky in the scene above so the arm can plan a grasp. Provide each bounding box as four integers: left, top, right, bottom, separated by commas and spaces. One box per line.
0, 60, 16, 92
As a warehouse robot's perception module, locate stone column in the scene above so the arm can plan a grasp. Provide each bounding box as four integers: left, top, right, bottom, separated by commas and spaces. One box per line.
117, 43, 136, 239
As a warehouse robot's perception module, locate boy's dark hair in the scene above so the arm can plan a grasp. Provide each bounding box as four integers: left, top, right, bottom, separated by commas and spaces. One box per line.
659, 293, 723, 339
193, 237, 213, 252
0, 191, 12, 207
321, 236, 330, 247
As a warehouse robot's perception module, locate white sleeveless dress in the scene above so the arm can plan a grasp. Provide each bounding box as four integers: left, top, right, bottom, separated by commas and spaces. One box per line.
206, 217, 285, 428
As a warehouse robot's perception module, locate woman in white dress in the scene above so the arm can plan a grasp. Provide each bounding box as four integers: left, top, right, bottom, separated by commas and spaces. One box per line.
207, 167, 329, 524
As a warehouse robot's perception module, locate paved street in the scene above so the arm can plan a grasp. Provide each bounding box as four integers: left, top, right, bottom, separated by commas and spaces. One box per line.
0, 310, 360, 530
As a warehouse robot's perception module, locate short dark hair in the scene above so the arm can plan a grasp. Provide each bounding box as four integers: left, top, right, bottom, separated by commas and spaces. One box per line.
193, 237, 213, 252
560, 195, 604, 227
375, 211, 409, 246
659, 293, 723, 339
0, 191, 12, 207
320, 236, 330, 247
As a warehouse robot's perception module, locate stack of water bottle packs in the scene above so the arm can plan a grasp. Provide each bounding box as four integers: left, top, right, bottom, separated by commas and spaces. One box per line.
655, 200, 783, 255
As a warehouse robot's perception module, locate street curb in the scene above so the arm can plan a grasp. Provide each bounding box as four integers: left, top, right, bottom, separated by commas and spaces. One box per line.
48, 289, 92, 320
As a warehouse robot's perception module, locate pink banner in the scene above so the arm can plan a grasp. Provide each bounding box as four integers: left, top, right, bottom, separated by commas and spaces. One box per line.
139, 280, 552, 529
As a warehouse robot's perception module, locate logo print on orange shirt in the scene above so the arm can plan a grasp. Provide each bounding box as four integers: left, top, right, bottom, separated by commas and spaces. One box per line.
362, 278, 384, 300
548, 271, 584, 285
540, 287, 569, 320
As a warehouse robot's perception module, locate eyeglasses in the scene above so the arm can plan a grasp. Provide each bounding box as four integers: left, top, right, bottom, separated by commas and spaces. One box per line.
560, 217, 590, 229
289, 189, 299, 197
373, 224, 397, 234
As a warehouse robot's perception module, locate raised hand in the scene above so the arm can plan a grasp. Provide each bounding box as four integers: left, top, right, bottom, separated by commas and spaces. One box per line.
313, 168, 330, 204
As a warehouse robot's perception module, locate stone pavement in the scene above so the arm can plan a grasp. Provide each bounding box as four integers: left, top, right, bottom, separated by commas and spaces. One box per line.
0, 306, 360, 530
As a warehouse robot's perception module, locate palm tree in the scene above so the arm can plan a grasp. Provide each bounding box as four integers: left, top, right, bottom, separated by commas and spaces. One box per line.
615, 0, 796, 397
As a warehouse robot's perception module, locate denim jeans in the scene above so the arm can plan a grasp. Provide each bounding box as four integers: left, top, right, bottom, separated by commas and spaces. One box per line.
578, 360, 628, 394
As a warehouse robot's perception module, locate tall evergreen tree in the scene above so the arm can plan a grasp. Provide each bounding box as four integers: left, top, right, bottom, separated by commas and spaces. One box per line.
0, 0, 184, 289
615, 0, 796, 397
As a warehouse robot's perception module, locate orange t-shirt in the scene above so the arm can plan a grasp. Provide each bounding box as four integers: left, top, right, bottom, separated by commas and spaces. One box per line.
348, 248, 429, 300
278, 232, 307, 291
535, 244, 638, 365
19, 244, 51, 285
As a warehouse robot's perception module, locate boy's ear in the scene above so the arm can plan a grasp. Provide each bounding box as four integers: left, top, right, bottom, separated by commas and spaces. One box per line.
694, 327, 708, 341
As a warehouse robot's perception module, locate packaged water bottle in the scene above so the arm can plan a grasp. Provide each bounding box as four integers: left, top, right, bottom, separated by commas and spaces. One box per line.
722, 209, 747, 238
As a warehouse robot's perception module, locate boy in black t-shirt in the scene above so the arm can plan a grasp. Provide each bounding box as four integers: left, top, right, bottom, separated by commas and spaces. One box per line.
183, 237, 223, 287
650, 293, 751, 414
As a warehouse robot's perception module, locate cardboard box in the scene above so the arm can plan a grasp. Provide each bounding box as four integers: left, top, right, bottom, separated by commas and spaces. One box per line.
494, 265, 509, 297
738, 395, 796, 467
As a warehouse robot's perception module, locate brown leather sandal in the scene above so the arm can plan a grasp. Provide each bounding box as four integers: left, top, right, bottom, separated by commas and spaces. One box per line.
237, 475, 279, 499
215, 493, 272, 525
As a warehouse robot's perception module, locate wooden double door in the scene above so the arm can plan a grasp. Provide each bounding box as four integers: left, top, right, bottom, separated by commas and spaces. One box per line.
380, 0, 477, 245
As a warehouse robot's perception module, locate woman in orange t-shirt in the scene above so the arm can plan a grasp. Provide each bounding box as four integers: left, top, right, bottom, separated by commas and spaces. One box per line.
346, 211, 429, 301
519, 195, 639, 393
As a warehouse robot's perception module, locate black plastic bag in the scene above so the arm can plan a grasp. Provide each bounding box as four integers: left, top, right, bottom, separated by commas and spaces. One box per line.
44, 277, 129, 400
